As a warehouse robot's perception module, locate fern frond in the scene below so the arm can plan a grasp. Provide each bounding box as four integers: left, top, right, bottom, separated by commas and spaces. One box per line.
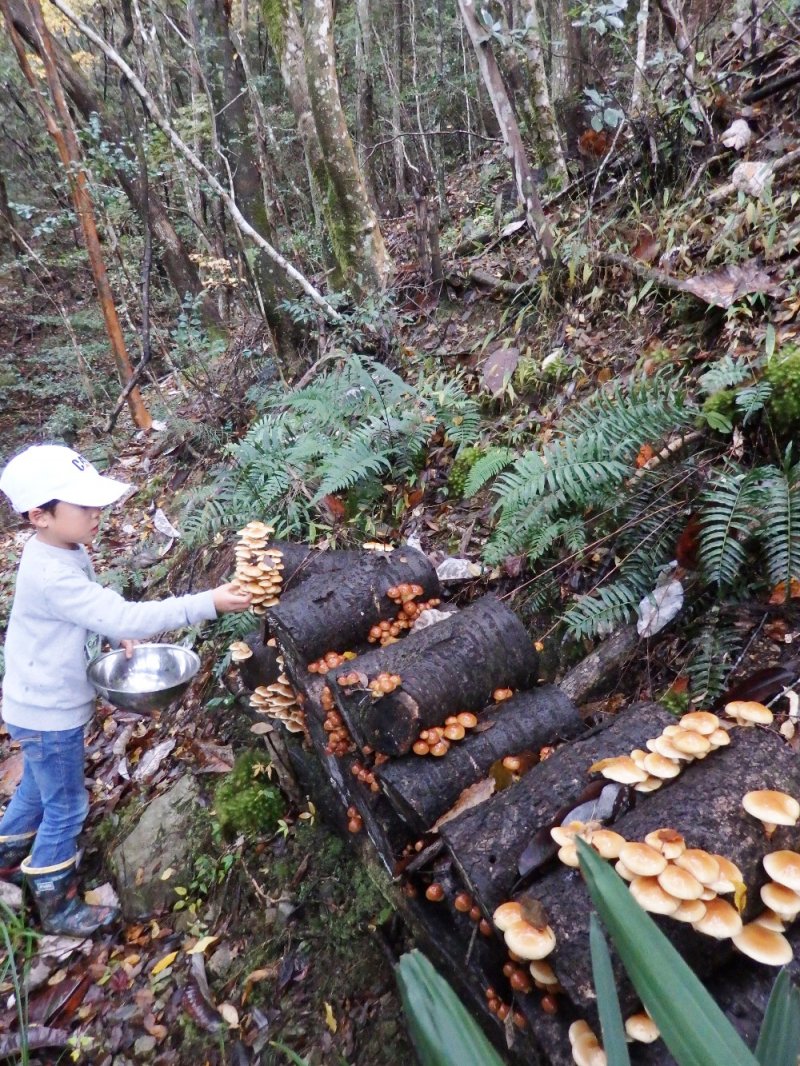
697, 356, 749, 395
736, 382, 772, 424
757, 461, 800, 595
699, 466, 764, 586
685, 615, 743, 703
463, 448, 516, 498
563, 577, 647, 640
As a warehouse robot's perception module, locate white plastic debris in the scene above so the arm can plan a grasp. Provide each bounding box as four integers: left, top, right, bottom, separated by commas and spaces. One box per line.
721, 119, 752, 151
637, 580, 684, 638
436, 557, 484, 582
412, 608, 454, 632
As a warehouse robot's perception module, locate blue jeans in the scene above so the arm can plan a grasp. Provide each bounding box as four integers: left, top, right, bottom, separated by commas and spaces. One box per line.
0, 724, 89, 868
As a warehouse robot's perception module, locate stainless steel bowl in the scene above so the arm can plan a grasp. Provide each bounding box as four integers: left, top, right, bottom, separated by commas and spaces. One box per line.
87, 643, 201, 712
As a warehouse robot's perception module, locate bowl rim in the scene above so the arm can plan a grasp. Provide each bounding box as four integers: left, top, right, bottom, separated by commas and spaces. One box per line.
87, 642, 201, 693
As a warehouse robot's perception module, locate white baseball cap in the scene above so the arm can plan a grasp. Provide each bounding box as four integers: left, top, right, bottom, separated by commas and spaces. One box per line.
0, 445, 132, 514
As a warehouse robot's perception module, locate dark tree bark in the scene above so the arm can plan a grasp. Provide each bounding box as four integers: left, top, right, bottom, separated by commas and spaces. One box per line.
265, 546, 439, 667
332, 596, 540, 756
378, 685, 583, 833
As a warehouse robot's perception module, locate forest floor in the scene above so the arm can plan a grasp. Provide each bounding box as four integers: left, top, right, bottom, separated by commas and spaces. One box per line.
1, 76, 800, 1063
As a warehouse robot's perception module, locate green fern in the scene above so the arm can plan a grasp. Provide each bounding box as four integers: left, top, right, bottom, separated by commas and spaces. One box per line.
685, 614, 743, 704
563, 577, 648, 639
757, 460, 800, 596
462, 447, 516, 498
736, 382, 772, 424
697, 356, 750, 395
699, 465, 764, 587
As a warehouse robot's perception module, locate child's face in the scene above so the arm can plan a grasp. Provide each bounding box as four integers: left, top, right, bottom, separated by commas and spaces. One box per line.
30, 501, 104, 548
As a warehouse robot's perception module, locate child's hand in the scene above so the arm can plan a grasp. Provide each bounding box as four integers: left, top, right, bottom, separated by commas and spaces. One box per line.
213, 582, 253, 614
121, 639, 138, 659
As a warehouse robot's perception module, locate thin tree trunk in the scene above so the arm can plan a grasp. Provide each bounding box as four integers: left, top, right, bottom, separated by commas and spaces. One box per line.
302, 0, 390, 294
3, 0, 151, 430
518, 0, 567, 182
46, 0, 343, 322
456, 0, 552, 254
5, 0, 214, 321
655, 0, 713, 135
392, 0, 407, 211
630, 0, 650, 112
355, 0, 378, 205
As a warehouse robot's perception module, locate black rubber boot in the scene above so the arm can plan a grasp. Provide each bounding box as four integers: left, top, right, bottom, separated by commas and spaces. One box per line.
22, 857, 119, 936
0, 834, 35, 886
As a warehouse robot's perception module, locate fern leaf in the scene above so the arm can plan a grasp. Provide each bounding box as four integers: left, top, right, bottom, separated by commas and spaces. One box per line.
563, 578, 646, 640
698, 356, 750, 395
699, 466, 764, 587
758, 462, 800, 595
463, 448, 516, 498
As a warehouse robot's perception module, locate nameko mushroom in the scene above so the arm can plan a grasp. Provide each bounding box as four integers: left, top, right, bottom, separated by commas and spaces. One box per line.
742, 790, 800, 836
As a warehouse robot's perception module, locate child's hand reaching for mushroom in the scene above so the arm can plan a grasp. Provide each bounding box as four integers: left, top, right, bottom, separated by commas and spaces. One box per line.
213, 582, 253, 614
121, 639, 138, 659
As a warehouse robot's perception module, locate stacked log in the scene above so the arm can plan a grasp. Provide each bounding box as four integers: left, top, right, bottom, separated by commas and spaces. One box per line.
229, 535, 800, 1066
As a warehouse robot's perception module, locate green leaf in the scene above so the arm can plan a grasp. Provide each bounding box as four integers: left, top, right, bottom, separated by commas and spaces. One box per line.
270, 1042, 310, 1065
396, 950, 505, 1066
766, 323, 776, 360
589, 914, 631, 1065
755, 967, 800, 1066
576, 839, 759, 1066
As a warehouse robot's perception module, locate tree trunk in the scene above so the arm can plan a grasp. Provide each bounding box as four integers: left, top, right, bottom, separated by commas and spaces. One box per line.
5, 0, 215, 324
456, 0, 552, 254
4, 0, 151, 430
630, 0, 650, 112
518, 0, 567, 182
189, 0, 304, 370
355, 0, 378, 205
331, 597, 540, 756
378, 686, 583, 832
392, 0, 407, 212
302, 0, 390, 295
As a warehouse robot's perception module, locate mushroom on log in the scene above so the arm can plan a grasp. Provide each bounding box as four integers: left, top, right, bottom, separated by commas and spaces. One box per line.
331, 596, 539, 757
378, 686, 583, 833
521, 727, 800, 1016
235, 631, 282, 691
265, 546, 438, 667
442, 703, 675, 912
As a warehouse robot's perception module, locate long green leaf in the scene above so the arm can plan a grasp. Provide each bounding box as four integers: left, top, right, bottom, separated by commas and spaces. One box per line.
755, 967, 800, 1066
576, 839, 759, 1066
589, 914, 631, 1066
396, 950, 506, 1066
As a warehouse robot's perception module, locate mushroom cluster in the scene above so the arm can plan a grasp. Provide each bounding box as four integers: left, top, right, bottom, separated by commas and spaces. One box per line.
229, 640, 253, 663
484, 986, 527, 1029
590, 711, 731, 793
323, 709, 354, 756
412, 712, 479, 756
554, 822, 751, 942
233, 522, 283, 615
346, 806, 363, 833
569, 1020, 606, 1066
308, 649, 356, 675
250, 668, 306, 733
492, 901, 557, 962
350, 760, 380, 793
724, 700, 774, 727
728, 849, 800, 965
368, 672, 402, 697
367, 588, 442, 646
453, 890, 492, 935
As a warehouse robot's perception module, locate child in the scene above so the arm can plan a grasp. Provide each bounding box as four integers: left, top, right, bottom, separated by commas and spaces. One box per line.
0, 444, 252, 935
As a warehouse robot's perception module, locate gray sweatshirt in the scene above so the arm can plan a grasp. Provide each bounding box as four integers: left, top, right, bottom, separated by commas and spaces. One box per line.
2, 535, 217, 730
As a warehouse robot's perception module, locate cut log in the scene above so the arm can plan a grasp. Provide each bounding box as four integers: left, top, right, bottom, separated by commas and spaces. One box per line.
236, 631, 281, 691
265, 545, 439, 667
259, 542, 365, 594
378, 686, 583, 833
331, 596, 540, 757
559, 625, 639, 705
523, 727, 800, 1016
441, 703, 675, 912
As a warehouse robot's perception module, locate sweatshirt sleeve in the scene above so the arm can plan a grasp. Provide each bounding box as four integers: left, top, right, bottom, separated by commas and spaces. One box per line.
42, 565, 218, 641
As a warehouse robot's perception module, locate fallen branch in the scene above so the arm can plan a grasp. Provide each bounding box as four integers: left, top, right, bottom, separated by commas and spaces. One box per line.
46, 0, 342, 323
445, 267, 538, 295
0, 1028, 70, 1055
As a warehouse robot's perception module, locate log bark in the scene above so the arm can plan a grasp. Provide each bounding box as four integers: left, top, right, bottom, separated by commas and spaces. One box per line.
332, 596, 540, 757
256, 542, 365, 598
441, 703, 674, 911
378, 685, 583, 833
559, 625, 639, 704
237, 632, 282, 691
524, 727, 800, 1016
265, 545, 439, 667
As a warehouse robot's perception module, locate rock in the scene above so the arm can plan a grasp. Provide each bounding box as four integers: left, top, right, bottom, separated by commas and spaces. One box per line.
208, 943, 235, 977
0, 881, 23, 910
133, 1034, 157, 1058
110, 775, 200, 919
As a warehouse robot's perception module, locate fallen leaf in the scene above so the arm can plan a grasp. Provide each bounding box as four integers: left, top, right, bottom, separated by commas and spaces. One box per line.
324, 1001, 338, 1034
630, 233, 660, 263
219, 1002, 239, 1027
680, 262, 778, 309
320, 494, 346, 520
151, 951, 179, 977
432, 777, 496, 830
0, 751, 24, 797
84, 883, 119, 909
769, 579, 800, 604
133, 739, 176, 783
187, 936, 219, 956
481, 345, 520, 396
160, 868, 176, 881
153, 508, 182, 539
635, 443, 655, 468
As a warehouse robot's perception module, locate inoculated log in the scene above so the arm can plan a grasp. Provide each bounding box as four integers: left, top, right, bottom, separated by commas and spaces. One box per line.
524, 727, 800, 1016
441, 703, 675, 912
331, 596, 539, 757
236, 631, 282, 691
260, 542, 365, 594
378, 686, 583, 833
265, 545, 438, 667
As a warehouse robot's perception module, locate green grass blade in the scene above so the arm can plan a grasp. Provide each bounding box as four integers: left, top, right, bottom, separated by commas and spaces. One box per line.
269, 1041, 310, 1065
755, 967, 800, 1066
396, 950, 506, 1066
577, 839, 758, 1066
589, 913, 632, 1066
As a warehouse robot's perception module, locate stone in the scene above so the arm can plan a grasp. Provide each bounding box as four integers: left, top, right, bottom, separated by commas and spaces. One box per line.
110, 775, 200, 919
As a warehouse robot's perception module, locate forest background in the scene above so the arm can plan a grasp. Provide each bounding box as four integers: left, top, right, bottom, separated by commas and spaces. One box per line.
0, 0, 799, 1059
